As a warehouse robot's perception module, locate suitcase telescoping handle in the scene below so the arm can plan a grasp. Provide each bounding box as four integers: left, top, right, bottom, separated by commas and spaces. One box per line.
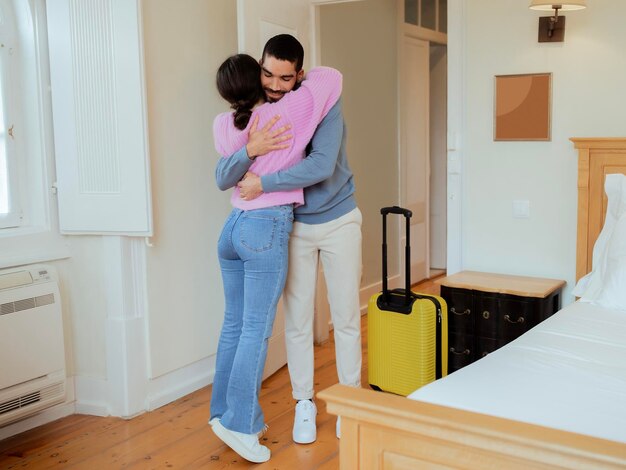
381, 206, 412, 306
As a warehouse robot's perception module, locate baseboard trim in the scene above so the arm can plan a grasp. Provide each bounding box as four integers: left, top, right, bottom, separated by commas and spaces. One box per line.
146, 355, 216, 411
74, 375, 110, 417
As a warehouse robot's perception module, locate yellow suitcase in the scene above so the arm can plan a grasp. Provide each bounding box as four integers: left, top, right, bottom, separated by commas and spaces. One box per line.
368, 207, 448, 396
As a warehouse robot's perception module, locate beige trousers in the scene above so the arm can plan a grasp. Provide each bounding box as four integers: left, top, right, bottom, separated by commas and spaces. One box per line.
283, 208, 363, 400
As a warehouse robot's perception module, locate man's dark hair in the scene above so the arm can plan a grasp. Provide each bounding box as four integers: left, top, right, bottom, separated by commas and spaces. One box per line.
216, 54, 264, 130
261, 34, 304, 71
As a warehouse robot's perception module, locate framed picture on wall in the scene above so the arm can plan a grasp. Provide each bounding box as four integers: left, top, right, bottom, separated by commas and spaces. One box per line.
494, 73, 552, 141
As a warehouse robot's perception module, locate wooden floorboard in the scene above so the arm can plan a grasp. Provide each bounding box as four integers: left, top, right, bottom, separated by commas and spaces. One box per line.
0, 276, 441, 469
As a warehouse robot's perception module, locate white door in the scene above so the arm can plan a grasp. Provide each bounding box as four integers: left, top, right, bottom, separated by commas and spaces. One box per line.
237, 0, 312, 379
400, 36, 430, 285
237, 1, 312, 68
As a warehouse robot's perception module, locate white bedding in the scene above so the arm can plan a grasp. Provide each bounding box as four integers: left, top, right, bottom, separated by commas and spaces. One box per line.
408, 301, 626, 443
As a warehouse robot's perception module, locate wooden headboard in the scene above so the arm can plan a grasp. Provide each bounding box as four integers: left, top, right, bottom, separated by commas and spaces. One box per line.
571, 138, 626, 281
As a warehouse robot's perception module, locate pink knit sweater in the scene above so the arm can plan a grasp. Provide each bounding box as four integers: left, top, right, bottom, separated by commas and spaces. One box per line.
213, 67, 342, 210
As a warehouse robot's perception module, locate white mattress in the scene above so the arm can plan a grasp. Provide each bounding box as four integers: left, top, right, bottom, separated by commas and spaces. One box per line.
408, 301, 626, 443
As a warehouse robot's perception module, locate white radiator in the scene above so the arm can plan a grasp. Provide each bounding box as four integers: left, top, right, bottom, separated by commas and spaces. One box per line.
0, 264, 66, 427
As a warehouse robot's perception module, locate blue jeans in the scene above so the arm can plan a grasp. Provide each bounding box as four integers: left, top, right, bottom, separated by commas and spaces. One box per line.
210, 205, 294, 434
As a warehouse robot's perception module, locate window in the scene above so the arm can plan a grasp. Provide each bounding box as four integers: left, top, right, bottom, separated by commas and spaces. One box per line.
0, 0, 69, 269
0, 0, 150, 268
404, 0, 447, 35
0, 0, 21, 229
0, 70, 8, 215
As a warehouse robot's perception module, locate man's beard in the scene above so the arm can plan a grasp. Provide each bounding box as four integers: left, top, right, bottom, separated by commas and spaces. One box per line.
265, 88, 286, 103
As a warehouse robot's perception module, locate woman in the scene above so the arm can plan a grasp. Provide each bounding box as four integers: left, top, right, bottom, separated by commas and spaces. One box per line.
209, 54, 341, 463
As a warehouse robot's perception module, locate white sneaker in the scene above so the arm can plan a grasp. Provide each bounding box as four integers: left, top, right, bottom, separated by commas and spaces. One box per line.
292, 400, 317, 444
211, 419, 270, 463
336, 416, 341, 439
210, 417, 268, 439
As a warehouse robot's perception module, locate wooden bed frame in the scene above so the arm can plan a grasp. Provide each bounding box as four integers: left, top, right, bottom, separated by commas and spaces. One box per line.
318, 138, 626, 469
572, 138, 626, 281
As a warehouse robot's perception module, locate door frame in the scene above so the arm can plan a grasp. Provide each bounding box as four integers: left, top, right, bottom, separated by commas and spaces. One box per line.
445, 0, 465, 275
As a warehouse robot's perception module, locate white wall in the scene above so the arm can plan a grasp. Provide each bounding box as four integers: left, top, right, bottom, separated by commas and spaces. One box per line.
142, 0, 236, 379
319, 0, 399, 288
458, 0, 626, 303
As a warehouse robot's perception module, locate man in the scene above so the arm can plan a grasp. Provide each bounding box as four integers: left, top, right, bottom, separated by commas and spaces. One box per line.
215, 34, 362, 445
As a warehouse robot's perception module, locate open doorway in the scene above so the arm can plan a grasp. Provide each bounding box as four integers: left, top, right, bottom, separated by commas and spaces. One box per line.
399, 0, 448, 284
430, 44, 447, 277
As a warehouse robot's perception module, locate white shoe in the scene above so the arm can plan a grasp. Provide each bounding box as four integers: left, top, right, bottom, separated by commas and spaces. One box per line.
210, 417, 268, 438
336, 416, 341, 439
211, 419, 270, 463
292, 400, 317, 444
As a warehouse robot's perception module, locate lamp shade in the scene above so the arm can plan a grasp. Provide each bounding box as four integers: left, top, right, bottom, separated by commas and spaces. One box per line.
529, 0, 587, 11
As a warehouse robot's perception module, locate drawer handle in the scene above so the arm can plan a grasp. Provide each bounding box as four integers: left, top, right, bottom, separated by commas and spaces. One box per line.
504, 314, 525, 324
450, 347, 470, 356
482, 310, 490, 319
451, 307, 470, 316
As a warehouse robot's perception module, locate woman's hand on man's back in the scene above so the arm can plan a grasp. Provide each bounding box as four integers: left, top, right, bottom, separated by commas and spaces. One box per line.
245, 115, 293, 159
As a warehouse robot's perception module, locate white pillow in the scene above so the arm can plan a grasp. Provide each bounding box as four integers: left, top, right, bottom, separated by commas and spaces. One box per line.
573, 173, 626, 303
595, 211, 626, 310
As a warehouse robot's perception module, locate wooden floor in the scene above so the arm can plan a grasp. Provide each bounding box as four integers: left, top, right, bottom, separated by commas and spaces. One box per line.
0, 277, 442, 470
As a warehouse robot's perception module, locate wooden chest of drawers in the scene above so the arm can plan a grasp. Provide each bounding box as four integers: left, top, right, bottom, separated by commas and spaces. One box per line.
437, 271, 565, 373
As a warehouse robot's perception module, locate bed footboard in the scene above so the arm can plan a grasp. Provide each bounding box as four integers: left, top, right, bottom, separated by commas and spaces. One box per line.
318, 384, 626, 469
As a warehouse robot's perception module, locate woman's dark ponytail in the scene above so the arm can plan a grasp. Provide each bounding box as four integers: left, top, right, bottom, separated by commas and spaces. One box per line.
216, 54, 264, 130
232, 100, 255, 131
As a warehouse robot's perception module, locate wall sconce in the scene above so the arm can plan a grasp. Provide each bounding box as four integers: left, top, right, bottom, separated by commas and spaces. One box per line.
529, 1, 587, 43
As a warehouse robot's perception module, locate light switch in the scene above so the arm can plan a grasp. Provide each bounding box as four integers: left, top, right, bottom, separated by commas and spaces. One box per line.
513, 200, 530, 219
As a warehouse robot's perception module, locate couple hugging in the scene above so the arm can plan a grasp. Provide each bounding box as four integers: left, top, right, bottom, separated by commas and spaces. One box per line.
209, 34, 362, 463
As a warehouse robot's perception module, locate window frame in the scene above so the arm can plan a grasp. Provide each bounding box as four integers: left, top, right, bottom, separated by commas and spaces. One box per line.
0, 0, 22, 229
0, 0, 69, 269
403, 0, 448, 45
